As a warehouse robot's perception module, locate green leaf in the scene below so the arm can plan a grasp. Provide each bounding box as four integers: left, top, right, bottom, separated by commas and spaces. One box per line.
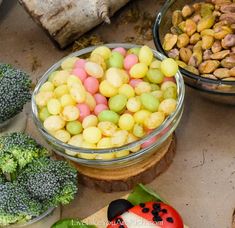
51, 219, 97, 228
127, 183, 167, 205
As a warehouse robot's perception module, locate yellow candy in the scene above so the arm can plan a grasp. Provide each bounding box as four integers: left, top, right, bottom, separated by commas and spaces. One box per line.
79, 141, 97, 159
44, 115, 65, 132
161, 81, 177, 91
39, 82, 54, 92
135, 82, 151, 95
158, 99, 177, 116
83, 127, 102, 144
52, 70, 70, 86
70, 85, 86, 103
97, 137, 112, 148
130, 63, 148, 78
35, 91, 54, 107
54, 85, 69, 98
96, 152, 115, 160
133, 110, 151, 124
105, 68, 123, 88
47, 98, 62, 115
54, 129, 71, 142
82, 115, 98, 129
118, 84, 135, 98
68, 134, 84, 147
60, 94, 76, 107
67, 75, 82, 88
111, 130, 128, 147
98, 121, 117, 137
120, 70, 129, 84
61, 57, 78, 70
85, 61, 104, 78
126, 133, 140, 152
85, 92, 96, 111
126, 97, 141, 112
150, 60, 161, 69
48, 71, 58, 82
99, 80, 118, 97
89, 53, 106, 70
144, 112, 165, 129
115, 150, 130, 158
118, 114, 135, 131
61, 105, 80, 121
139, 45, 153, 66
91, 46, 112, 60
151, 90, 164, 102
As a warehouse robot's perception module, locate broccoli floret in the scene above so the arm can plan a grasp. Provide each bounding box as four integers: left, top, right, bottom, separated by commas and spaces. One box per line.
0, 63, 31, 123
0, 182, 42, 226
0, 132, 49, 174
17, 157, 78, 210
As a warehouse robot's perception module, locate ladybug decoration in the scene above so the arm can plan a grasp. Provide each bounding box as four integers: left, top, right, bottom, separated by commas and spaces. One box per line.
107, 199, 184, 228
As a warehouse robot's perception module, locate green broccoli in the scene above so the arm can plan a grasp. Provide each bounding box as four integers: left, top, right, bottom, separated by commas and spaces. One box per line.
0, 132, 49, 174
17, 157, 78, 210
0, 182, 42, 226
0, 63, 31, 123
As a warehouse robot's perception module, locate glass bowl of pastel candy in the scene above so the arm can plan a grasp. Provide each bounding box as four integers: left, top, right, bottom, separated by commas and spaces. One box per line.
32, 43, 185, 167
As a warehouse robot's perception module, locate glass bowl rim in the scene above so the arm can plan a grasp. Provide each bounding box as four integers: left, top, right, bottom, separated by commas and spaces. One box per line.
152, 0, 235, 90
31, 43, 185, 157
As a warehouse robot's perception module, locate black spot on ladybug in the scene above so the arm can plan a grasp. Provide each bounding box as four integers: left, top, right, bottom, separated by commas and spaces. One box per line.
166, 217, 174, 223
151, 209, 159, 216
119, 225, 125, 228
142, 207, 150, 213
115, 218, 123, 224
139, 203, 145, 208
108, 199, 133, 221
161, 209, 168, 214
153, 216, 163, 222
153, 203, 161, 210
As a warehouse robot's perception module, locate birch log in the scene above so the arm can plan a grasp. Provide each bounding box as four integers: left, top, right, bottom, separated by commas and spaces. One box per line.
18, 0, 130, 48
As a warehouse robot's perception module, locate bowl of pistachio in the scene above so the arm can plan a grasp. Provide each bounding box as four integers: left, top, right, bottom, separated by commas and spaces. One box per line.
153, 0, 235, 104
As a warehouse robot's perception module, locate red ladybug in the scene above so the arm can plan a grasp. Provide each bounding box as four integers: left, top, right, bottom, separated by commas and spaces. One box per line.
107, 200, 183, 228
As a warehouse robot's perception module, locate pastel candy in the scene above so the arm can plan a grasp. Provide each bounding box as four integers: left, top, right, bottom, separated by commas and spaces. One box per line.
72, 68, 87, 82
84, 77, 99, 94
77, 103, 91, 121
124, 54, 138, 70
94, 104, 108, 116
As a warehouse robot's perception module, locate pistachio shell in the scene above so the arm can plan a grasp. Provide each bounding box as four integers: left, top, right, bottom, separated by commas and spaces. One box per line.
213, 68, 231, 78
184, 65, 199, 75
192, 14, 202, 23
168, 48, 179, 59
222, 77, 235, 81
211, 40, 222, 53
172, 10, 183, 26
178, 21, 186, 32
221, 55, 235, 68
199, 60, 220, 74
203, 50, 213, 60
221, 34, 235, 49
188, 51, 203, 67
214, 26, 232, 40
193, 41, 203, 52
163, 33, 178, 51
177, 33, 190, 48
210, 50, 230, 60
220, 3, 235, 14
220, 13, 235, 24
176, 60, 187, 68
197, 15, 215, 32
201, 74, 217, 80
229, 67, 235, 76
200, 3, 214, 18
179, 48, 192, 63
201, 29, 215, 36
170, 26, 183, 35
202, 35, 214, 50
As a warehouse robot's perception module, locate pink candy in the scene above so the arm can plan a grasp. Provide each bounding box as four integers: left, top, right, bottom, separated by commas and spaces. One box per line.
124, 54, 138, 70
94, 93, 108, 105
83, 77, 99, 94
163, 77, 176, 83
77, 103, 91, 121
75, 59, 86, 69
129, 79, 143, 88
72, 68, 87, 82
141, 136, 157, 149
112, 47, 127, 56
94, 104, 108, 116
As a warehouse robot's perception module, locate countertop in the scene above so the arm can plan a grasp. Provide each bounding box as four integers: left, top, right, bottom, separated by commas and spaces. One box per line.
0, 1, 235, 227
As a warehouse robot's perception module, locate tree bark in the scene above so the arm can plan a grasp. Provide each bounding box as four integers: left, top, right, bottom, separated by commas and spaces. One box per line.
18, 0, 130, 48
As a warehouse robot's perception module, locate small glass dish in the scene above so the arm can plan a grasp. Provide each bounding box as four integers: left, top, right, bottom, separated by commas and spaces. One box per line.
32, 43, 185, 168
7, 207, 61, 228
153, 0, 235, 105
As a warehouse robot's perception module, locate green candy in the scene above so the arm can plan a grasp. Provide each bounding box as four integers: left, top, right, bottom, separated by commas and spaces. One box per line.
150, 83, 160, 91
39, 107, 50, 121
133, 124, 145, 137
146, 69, 164, 84
66, 121, 83, 135
128, 47, 141, 56
98, 110, 120, 124
108, 94, 127, 113
108, 51, 124, 69
163, 87, 177, 99
140, 93, 159, 112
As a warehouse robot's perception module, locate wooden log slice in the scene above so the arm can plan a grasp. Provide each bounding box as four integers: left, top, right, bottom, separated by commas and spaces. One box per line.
73, 134, 176, 192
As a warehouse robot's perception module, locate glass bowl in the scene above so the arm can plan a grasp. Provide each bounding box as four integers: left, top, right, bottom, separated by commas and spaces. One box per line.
153, 0, 235, 105
32, 43, 185, 168
7, 207, 61, 228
